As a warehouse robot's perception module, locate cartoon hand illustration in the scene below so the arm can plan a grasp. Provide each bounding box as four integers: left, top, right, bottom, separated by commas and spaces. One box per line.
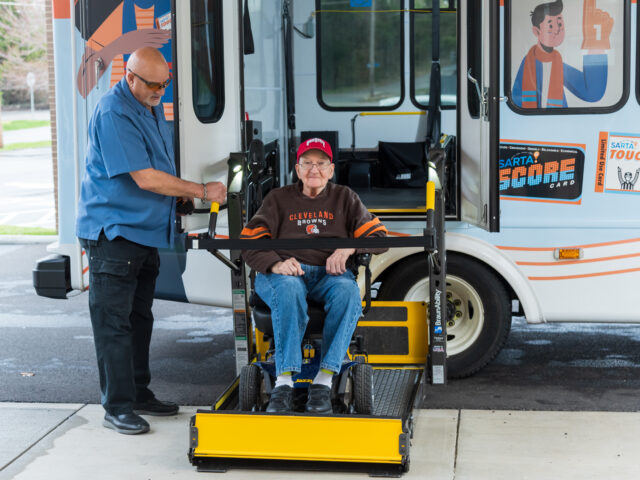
581, 0, 614, 51
107, 29, 171, 56
76, 29, 171, 98
77, 47, 105, 98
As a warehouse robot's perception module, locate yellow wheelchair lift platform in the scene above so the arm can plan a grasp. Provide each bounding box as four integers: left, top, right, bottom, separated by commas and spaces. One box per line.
186, 136, 448, 475
188, 301, 430, 477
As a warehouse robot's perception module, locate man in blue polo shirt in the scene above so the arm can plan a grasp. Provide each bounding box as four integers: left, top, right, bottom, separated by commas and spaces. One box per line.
76, 47, 226, 435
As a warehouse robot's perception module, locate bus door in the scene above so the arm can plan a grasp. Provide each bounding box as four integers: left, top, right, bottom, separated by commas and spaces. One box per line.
457, 0, 500, 231
174, 0, 241, 234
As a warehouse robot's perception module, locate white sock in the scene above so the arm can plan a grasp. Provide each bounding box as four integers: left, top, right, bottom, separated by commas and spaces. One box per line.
274, 373, 293, 388
313, 369, 334, 387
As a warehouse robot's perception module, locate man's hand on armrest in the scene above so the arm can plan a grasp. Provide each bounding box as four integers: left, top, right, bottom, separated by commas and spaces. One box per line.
326, 248, 355, 276
270, 257, 305, 276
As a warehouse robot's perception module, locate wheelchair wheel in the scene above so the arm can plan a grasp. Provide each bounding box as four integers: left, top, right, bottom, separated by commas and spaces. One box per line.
239, 364, 261, 411
352, 363, 374, 414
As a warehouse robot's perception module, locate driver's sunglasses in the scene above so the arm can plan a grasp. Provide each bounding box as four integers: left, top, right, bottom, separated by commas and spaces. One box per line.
127, 69, 172, 91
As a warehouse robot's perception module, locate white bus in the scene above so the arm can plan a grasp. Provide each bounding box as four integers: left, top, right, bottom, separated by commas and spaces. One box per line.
36, 0, 640, 379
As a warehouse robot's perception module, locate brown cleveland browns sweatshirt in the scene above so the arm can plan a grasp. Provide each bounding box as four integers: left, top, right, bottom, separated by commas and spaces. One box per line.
241, 181, 388, 274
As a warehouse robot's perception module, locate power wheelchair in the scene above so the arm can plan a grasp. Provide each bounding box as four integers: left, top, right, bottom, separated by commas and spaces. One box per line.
238, 254, 375, 415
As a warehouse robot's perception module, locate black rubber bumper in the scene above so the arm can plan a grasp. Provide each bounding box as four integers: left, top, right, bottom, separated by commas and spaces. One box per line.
33, 254, 71, 299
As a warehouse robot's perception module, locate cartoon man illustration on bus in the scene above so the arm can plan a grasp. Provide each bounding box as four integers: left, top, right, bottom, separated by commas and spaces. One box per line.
512, 0, 613, 109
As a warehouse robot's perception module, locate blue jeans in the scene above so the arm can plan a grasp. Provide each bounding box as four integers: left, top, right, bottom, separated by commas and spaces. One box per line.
254, 264, 362, 376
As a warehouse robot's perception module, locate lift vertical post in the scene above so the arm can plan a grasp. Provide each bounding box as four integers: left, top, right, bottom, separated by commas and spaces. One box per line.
227, 153, 254, 375
427, 179, 447, 385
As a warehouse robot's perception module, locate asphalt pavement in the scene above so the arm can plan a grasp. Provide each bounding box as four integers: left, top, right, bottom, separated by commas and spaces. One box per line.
0, 242, 236, 406
3, 242, 640, 411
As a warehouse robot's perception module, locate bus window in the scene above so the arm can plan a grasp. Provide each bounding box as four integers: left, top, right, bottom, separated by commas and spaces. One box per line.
466, 0, 481, 118
190, 0, 224, 123
316, 0, 404, 111
506, 0, 628, 114
411, 0, 457, 110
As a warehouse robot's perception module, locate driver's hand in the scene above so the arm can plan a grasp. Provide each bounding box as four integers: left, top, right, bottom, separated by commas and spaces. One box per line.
270, 257, 304, 276
205, 181, 227, 204
326, 248, 356, 276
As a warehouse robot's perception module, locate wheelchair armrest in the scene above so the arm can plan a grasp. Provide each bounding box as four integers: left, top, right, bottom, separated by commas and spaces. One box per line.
355, 253, 371, 267
352, 254, 372, 315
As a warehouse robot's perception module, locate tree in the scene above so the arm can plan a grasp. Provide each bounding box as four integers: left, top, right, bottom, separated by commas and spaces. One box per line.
0, 0, 48, 106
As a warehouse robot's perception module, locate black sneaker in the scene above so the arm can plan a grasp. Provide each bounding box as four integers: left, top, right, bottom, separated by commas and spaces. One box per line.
266, 385, 293, 413
134, 398, 179, 416
103, 412, 150, 435
305, 384, 332, 414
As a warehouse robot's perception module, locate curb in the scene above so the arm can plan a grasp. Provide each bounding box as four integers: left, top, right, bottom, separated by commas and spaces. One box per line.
0, 235, 58, 245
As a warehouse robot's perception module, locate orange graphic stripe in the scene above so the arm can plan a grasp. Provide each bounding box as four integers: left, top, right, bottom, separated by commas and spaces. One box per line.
135, 6, 155, 29
529, 266, 640, 281
498, 237, 640, 252
83, 266, 89, 274
163, 103, 174, 121
387, 230, 411, 237
607, 133, 640, 138
110, 55, 125, 87
53, 0, 72, 19
87, 3, 124, 52
501, 196, 582, 206
354, 218, 381, 238
501, 138, 586, 149
518, 251, 640, 267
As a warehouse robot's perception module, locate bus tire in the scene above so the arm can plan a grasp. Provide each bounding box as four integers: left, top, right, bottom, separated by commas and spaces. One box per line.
377, 253, 511, 378
239, 364, 261, 411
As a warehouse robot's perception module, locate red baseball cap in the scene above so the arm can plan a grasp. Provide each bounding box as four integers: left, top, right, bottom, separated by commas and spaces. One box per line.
296, 137, 333, 163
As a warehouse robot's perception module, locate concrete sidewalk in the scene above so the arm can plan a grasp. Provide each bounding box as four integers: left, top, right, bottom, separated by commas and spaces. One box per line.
1, 404, 639, 479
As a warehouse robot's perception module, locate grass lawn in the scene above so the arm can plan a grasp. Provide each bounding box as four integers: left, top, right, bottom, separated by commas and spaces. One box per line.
0, 225, 57, 235
2, 119, 50, 131
0, 140, 51, 152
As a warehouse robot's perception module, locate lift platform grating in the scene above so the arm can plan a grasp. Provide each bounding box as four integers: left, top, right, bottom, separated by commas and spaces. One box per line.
372, 368, 420, 418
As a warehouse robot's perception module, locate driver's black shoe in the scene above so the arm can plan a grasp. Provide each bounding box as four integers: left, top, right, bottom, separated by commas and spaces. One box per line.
134, 397, 179, 416
103, 412, 150, 435
305, 384, 333, 414
266, 385, 293, 413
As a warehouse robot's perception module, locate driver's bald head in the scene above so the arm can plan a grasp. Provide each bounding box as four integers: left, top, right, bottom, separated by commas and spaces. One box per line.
127, 47, 168, 80
125, 47, 170, 110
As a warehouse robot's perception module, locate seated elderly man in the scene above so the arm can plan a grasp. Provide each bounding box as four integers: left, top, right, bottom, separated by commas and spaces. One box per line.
241, 138, 387, 414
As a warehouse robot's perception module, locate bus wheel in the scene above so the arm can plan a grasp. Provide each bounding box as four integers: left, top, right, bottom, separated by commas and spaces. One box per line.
239, 364, 261, 411
377, 254, 511, 378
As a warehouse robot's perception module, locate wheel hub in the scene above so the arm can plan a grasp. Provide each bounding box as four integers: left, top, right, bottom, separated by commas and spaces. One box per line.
403, 275, 485, 356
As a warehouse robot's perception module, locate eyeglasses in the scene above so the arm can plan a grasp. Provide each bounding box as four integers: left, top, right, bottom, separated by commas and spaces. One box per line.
298, 161, 332, 171
127, 69, 172, 91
